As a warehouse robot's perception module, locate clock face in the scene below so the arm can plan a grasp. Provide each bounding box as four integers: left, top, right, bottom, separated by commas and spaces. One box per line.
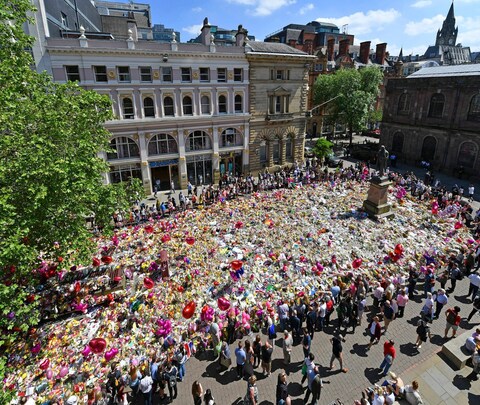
448, 38, 453, 45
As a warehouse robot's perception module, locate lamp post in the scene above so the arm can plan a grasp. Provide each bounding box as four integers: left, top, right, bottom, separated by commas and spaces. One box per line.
305, 94, 341, 142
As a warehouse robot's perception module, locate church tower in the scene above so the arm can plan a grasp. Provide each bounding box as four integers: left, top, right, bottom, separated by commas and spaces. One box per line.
435, 2, 458, 46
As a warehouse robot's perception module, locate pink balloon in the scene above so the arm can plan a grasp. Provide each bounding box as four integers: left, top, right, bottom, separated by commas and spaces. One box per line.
132, 358, 139, 367
58, 366, 68, 378
46, 369, 53, 380
217, 297, 231, 311
31, 343, 41, 355
104, 347, 119, 362
81, 346, 92, 357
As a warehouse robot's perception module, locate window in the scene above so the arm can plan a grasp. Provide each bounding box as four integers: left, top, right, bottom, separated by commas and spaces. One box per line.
143, 97, 155, 117
109, 164, 142, 184
269, 95, 289, 114
117, 66, 131, 82
397, 93, 410, 115
183, 96, 193, 115
218, 95, 227, 114
259, 143, 267, 164
391, 132, 404, 154
234, 68, 243, 82
94, 65, 108, 82
107, 137, 139, 160
314, 63, 323, 72
61, 12, 68, 28
181, 67, 191, 82
217, 68, 227, 82
148, 134, 178, 155
457, 141, 478, 169
421, 136, 437, 162
162, 67, 172, 82
234, 94, 243, 113
467, 94, 480, 121
221, 128, 242, 147
270, 69, 289, 80
186, 131, 211, 151
122, 97, 134, 119
275, 96, 281, 113
201, 95, 210, 114
65, 65, 80, 82
286, 137, 293, 160
199, 67, 210, 82
272, 140, 280, 163
428, 93, 444, 118
140, 67, 152, 82
163, 96, 174, 116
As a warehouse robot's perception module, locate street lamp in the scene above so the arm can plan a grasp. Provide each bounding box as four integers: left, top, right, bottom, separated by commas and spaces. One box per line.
305, 94, 341, 117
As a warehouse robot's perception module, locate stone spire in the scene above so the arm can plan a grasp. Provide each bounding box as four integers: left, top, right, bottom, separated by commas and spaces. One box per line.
398, 47, 403, 62
435, 1, 458, 46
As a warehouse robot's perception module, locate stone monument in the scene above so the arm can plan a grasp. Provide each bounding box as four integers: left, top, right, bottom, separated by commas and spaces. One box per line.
363, 145, 394, 219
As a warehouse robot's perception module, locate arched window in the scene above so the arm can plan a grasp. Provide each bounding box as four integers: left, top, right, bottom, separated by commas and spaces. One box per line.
272, 139, 280, 164
391, 132, 404, 154
186, 131, 211, 151
107, 137, 139, 160
467, 94, 480, 121
201, 95, 210, 114
234, 94, 243, 113
286, 135, 294, 161
457, 141, 478, 169
148, 134, 178, 156
143, 97, 155, 118
183, 96, 193, 115
421, 136, 437, 162
221, 128, 243, 147
428, 93, 444, 118
397, 93, 410, 115
122, 97, 134, 119
163, 96, 174, 116
218, 95, 227, 114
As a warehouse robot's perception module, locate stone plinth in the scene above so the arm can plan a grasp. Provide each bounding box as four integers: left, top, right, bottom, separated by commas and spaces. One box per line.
363, 176, 394, 220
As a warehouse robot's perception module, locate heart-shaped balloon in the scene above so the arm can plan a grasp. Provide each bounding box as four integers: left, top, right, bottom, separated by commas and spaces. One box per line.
230, 260, 243, 271
88, 338, 106, 354
161, 234, 171, 243
394, 244, 404, 256
58, 365, 69, 378
101, 256, 113, 264
81, 345, 92, 357
352, 258, 362, 269
144, 277, 154, 289
185, 236, 195, 245
39, 358, 50, 370
217, 297, 231, 311
92, 257, 101, 267
104, 347, 119, 362
144, 225, 154, 234
46, 369, 53, 380
31, 343, 41, 355
182, 301, 196, 319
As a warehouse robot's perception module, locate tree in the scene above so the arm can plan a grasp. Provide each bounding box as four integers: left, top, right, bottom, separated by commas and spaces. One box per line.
313, 138, 334, 160
313, 67, 384, 145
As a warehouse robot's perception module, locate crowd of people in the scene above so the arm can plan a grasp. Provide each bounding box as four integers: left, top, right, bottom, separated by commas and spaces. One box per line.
10, 158, 480, 405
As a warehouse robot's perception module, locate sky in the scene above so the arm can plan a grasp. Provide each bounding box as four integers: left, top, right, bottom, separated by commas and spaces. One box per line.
139, 0, 480, 56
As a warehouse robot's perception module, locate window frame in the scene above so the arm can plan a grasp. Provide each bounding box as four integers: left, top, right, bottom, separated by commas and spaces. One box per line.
117, 66, 131, 83
218, 94, 227, 114
181, 67, 192, 83
107, 137, 140, 160
428, 93, 445, 118
234, 94, 243, 113
234, 68, 243, 82
148, 133, 178, 156
65, 65, 80, 82
186, 131, 212, 152
143, 96, 155, 118
183, 95, 193, 115
217, 68, 227, 82
397, 93, 410, 115
163, 96, 175, 117
93, 65, 108, 82
122, 97, 135, 119
162, 67, 172, 82
199, 67, 210, 82
139, 66, 152, 83
201, 95, 211, 115
467, 94, 480, 121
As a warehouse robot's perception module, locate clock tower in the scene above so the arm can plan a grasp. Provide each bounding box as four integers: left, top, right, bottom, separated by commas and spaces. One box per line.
435, 2, 458, 46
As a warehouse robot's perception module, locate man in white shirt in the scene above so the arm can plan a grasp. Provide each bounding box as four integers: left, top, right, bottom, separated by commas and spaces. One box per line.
317, 300, 327, 331
468, 273, 480, 300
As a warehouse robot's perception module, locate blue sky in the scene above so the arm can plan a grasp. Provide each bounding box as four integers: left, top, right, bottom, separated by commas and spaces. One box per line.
142, 0, 480, 56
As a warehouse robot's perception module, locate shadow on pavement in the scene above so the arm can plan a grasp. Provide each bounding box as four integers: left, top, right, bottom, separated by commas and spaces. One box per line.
288, 381, 304, 397
453, 294, 471, 304
452, 374, 472, 390
406, 315, 421, 326
350, 342, 369, 357
468, 392, 480, 404
202, 361, 239, 385
364, 367, 383, 384
399, 342, 419, 356
430, 334, 445, 346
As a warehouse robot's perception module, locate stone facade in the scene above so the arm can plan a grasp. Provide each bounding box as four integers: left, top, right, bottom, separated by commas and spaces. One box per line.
245, 42, 315, 173
380, 66, 480, 179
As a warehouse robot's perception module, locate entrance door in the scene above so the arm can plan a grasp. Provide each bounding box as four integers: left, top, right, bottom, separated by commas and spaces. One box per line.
151, 167, 170, 191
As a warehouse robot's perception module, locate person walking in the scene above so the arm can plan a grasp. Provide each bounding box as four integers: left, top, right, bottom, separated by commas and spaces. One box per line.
396, 290, 408, 318
415, 319, 431, 350
467, 273, 480, 301
138, 369, 154, 405
235, 341, 246, 379
301, 352, 315, 386
357, 294, 367, 325
306, 305, 317, 339
434, 289, 448, 319
203, 389, 215, 405
261, 340, 273, 376
420, 292, 434, 323
252, 335, 262, 368
328, 335, 348, 373
379, 339, 396, 376
302, 327, 311, 358
303, 366, 319, 404
218, 341, 231, 372
366, 316, 382, 351
163, 361, 178, 402
282, 330, 293, 366
192, 381, 203, 405
447, 263, 462, 293
244, 375, 259, 405
467, 295, 480, 322
382, 300, 395, 333
444, 306, 461, 339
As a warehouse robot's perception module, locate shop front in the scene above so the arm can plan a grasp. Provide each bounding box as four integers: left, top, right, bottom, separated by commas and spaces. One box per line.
220, 151, 243, 176
186, 154, 212, 186
149, 159, 179, 192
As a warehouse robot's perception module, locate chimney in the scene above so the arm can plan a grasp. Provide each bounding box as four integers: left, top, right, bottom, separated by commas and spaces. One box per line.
376, 43, 387, 65
360, 41, 371, 64
235, 24, 247, 46
327, 38, 335, 61
200, 17, 211, 45
338, 38, 350, 57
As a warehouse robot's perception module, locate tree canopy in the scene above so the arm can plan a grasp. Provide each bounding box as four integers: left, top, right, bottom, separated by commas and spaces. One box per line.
313, 67, 384, 144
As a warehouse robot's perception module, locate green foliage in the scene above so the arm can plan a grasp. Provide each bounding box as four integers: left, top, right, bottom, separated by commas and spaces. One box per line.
313, 138, 334, 159
313, 67, 384, 143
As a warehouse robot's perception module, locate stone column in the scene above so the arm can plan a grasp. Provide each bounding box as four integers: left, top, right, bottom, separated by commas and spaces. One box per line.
213, 127, 220, 183
280, 137, 286, 166
138, 132, 151, 194
268, 140, 274, 168
177, 130, 188, 189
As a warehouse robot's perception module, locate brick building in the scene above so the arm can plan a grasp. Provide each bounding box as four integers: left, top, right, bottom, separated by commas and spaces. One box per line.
380, 65, 480, 178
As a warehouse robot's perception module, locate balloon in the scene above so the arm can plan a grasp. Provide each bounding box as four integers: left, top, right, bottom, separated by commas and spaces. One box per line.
235, 221, 243, 229
144, 225, 154, 234
230, 260, 243, 271
74, 281, 81, 293
155, 319, 172, 338
88, 338, 107, 354
352, 258, 362, 269
394, 244, 404, 256
58, 366, 68, 378
92, 257, 101, 267
201, 305, 214, 322
107, 293, 114, 302
161, 234, 171, 243
73, 303, 88, 313
46, 369, 53, 380
454, 221, 463, 230
143, 277, 154, 289
177, 285, 184, 293
113, 276, 122, 282
39, 359, 50, 370
217, 297, 230, 311
132, 358, 139, 367
31, 343, 41, 355
26, 294, 35, 304
6, 311, 15, 320
81, 346, 92, 357
185, 236, 195, 245
182, 301, 196, 319
101, 256, 113, 264
104, 348, 119, 362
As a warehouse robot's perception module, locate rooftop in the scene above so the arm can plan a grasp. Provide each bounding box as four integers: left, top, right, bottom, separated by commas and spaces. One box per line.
408, 63, 480, 78
245, 41, 310, 55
